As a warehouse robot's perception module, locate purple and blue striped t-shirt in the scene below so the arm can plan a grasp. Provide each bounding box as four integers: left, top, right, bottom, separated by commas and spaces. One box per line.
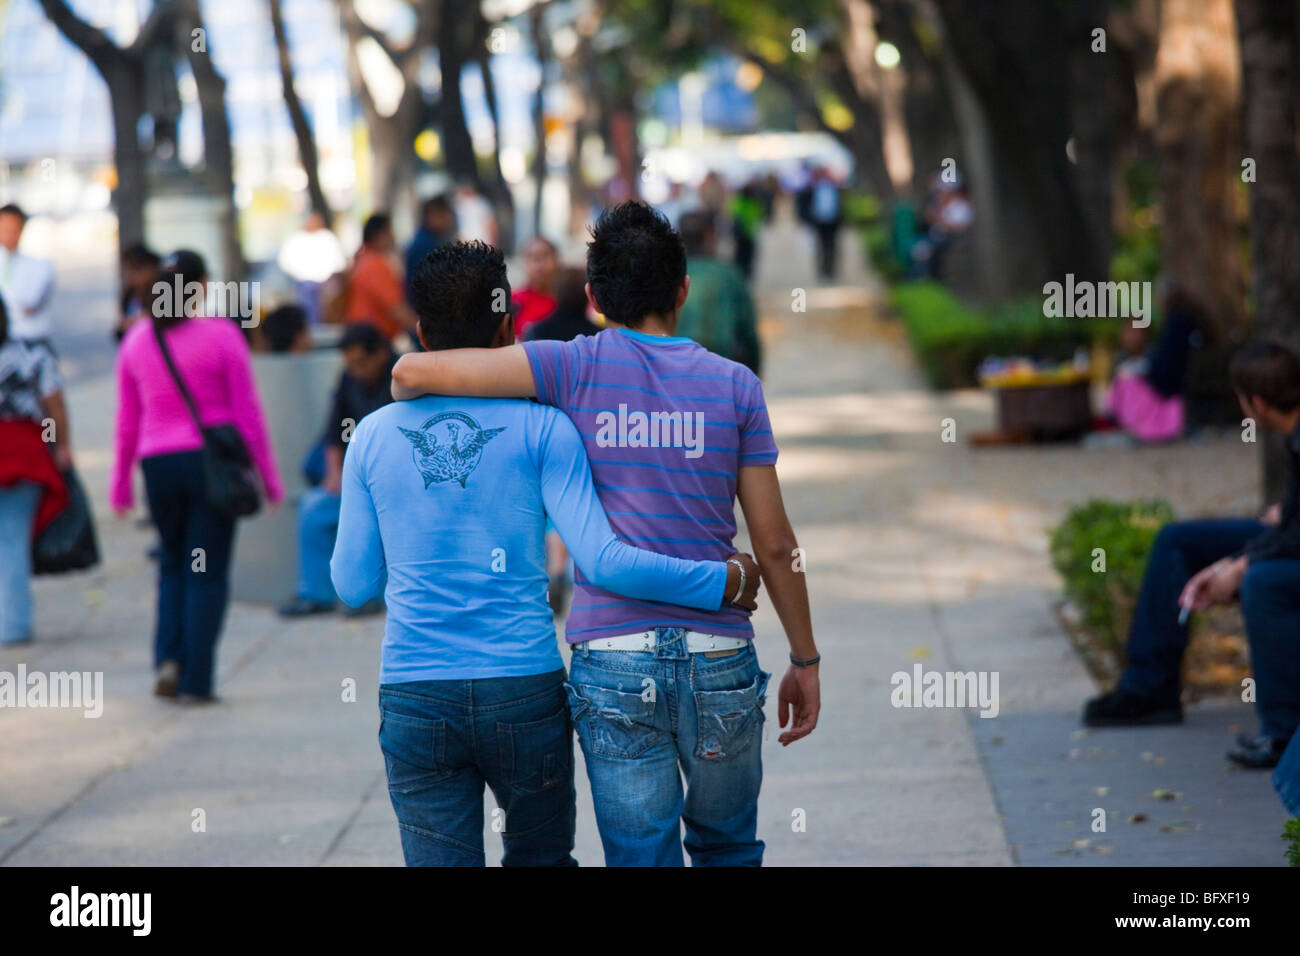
522, 327, 779, 643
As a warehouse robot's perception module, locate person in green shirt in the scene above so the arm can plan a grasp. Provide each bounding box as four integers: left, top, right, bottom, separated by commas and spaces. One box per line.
675, 210, 763, 377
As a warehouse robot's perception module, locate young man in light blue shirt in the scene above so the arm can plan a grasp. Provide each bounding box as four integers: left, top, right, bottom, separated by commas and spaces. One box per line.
330, 241, 758, 866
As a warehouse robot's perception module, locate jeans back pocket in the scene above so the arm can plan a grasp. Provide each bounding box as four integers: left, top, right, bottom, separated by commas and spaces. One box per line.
565, 681, 661, 759
378, 710, 453, 794
694, 670, 770, 762
498, 705, 572, 793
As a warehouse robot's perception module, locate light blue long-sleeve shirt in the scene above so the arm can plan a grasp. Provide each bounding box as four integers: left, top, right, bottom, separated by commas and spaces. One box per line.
330, 395, 729, 683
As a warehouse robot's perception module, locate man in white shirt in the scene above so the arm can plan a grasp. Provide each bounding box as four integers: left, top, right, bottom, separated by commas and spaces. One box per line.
277, 210, 348, 327
0, 204, 56, 345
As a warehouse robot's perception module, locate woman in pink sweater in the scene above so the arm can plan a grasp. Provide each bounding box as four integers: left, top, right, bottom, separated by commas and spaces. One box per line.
112, 251, 284, 703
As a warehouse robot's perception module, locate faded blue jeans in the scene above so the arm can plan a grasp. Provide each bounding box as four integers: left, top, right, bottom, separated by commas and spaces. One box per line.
0, 481, 40, 644
566, 629, 770, 867
378, 669, 577, 867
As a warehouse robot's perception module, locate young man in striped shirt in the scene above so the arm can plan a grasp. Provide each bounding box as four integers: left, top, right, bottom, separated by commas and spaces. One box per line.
392, 202, 820, 866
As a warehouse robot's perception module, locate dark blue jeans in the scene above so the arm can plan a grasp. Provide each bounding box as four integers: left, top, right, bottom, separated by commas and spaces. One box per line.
1120, 518, 1300, 740
378, 669, 577, 867
142, 451, 236, 697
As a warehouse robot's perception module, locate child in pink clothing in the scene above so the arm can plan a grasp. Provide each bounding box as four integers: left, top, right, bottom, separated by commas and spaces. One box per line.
112, 249, 284, 703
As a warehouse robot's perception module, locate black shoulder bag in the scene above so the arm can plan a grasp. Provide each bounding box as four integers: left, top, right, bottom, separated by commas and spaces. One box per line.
152, 321, 262, 519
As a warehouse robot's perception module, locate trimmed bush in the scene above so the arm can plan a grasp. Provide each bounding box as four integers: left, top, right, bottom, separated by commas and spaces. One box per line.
1049, 499, 1176, 663
890, 282, 1108, 389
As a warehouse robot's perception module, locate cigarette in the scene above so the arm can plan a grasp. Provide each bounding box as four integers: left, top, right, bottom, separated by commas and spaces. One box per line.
1178, 605, 1191, 626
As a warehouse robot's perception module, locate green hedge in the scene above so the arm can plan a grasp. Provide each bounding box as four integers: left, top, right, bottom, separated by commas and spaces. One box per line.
1049, 499, 1176, 662
890, 281, 1107, 389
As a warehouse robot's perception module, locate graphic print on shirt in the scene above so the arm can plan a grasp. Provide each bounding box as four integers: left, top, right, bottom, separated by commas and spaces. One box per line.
399, 411, 506, 489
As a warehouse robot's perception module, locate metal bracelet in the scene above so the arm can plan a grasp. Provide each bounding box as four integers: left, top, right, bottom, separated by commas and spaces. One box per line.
726, 558, 747, 604
790, 653, 821, 668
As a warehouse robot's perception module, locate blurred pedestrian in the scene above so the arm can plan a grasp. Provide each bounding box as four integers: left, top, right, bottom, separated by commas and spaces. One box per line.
277, 211, 347, 327
512, 237, 560, 340
676, 210, 762, 376
279, 322, 393, 619
523, 266, 600, 343
729, 182, 764, 282
116, 243, 161, 342
346, 214, 418, 343
405, 194, 456, 299
454, 182, 498, 246
0, 296, 72, 645
111, 250, 284, 702
0, 203, 56, 350
800, 167, 844, 280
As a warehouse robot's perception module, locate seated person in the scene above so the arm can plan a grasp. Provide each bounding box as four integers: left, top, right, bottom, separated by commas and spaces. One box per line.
1104, 293, 1200, 444
257, 304, 311, 354
1083, 340, 1300, 771
279, 322, 395, 617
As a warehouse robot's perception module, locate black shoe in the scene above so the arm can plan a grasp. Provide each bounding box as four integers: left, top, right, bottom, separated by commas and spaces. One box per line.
278, 597, 336, 618
1226, 735, 1288, 769
341, 598, 384, 619
1082, 688, 1183, 728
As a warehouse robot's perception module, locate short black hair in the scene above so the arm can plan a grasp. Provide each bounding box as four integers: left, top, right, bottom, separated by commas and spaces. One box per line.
1230, 340, 1300, 413
262, 304, 308, 353
362, 213, 392, 246
421, 194, 452, 220
410, 240, 510, 350
586, 201, 686, 327
338, 321, 386, 355
122, 242, 161, 269
0, 203, 26, 223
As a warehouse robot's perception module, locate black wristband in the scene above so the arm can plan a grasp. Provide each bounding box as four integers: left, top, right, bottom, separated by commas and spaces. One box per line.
790, 653, 821, 668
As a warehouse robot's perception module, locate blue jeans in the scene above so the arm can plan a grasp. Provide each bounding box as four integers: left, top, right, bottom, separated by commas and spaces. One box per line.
296, 487, 340, 604
1274, 733, 1300, 816
1241, 558, 1300, 740
378, 669, 577, 867
566, 629, 770, 867
1120, 518, 1300, 740
0, 481, 40, 644
1119, 518, 1262, 703
141, 451, 236, 697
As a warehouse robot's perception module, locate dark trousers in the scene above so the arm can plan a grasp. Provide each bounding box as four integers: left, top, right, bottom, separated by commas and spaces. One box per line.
1120, 518, 1300, 740
814, 222, 839, 278
378, 669, 577, 867
142, 450, 236, 697
733, 229, 756, 281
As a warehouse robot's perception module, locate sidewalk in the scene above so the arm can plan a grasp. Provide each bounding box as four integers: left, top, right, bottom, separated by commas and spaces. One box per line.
1, 209, 1289, 865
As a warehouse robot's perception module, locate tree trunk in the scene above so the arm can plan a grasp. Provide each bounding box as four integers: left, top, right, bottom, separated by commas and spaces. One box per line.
270, 0, 331, 227
931, 0, 1105, 298
1236, 0, 1300, 503
107, 63, 148, 257
177, 0, 245, 282
439, 0, 480, 187
1153, 0, 1246, 344
475, 42, 516, 253
529, 4, 549, 237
